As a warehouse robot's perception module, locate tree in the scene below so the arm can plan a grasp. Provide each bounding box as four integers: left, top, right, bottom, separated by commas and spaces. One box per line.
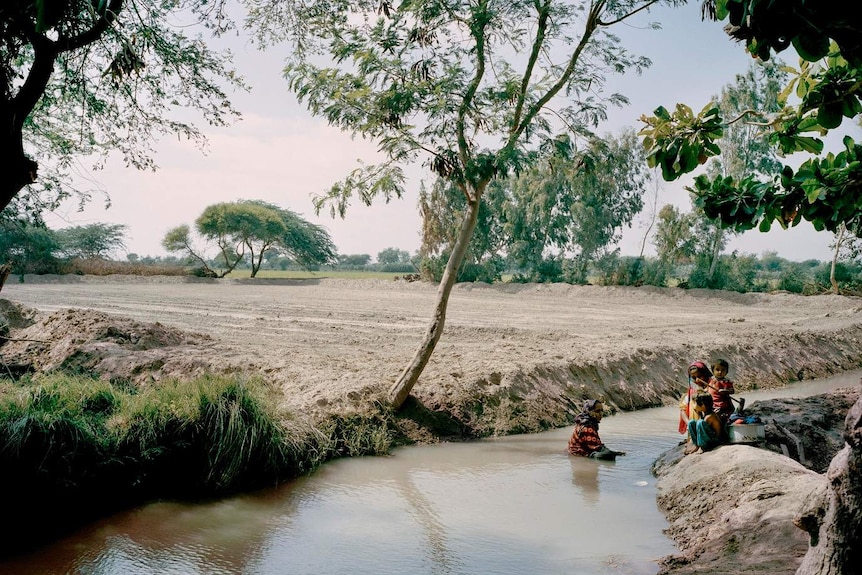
337, 254, 373, 268
55, 223, 128, 260
377, 248, 411, 265
639, 1, 862, 237
653, 204, 697, 274
697, 60, 787, 279
163, 200, 337, 277
196, 201, 286, 277
0, 214, 62, 273
465, 130, 647, 283
827, 223, 862, 294
254, 0, 683, 408
1, 0, 243, 213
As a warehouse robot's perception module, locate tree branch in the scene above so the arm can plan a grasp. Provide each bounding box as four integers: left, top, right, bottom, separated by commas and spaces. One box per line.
597, 0, 661, 26
456, 0, 490, 199
510, 0, 606, 147
57, 0, 125, 53
511, 0, 551, 136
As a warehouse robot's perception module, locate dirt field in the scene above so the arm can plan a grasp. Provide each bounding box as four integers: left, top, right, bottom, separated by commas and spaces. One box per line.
3, 275, 862, 437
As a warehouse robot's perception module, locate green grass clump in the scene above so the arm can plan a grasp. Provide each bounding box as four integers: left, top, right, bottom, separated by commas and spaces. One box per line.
0, 372, 400, 555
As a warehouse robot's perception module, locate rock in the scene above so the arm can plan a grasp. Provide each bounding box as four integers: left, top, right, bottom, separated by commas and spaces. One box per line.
655, 444, 823, 574
655, 389, 861, 575
795, 396, 862, 575
746, 388, 861, 473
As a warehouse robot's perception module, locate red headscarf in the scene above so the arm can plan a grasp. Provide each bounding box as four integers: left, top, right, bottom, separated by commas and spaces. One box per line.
688, 361, 712, 381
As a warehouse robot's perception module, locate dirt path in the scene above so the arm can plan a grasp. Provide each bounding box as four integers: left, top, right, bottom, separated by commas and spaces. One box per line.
3, 275, 862, 437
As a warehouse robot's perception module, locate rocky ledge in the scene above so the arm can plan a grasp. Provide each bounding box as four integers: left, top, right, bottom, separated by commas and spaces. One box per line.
653, 387, 862, 575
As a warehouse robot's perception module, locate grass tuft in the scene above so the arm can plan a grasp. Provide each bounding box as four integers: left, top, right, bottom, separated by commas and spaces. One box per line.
0, 371, 399, 556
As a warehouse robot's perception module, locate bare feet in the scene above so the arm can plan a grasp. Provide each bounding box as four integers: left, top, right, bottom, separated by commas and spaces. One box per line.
684, 444, 698, 455
694, 447, 704, 455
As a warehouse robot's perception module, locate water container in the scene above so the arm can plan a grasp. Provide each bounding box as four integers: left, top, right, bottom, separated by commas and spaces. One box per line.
728, 423, 765, 444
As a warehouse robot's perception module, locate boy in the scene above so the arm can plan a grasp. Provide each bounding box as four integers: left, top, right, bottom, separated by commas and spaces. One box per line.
709, 359, 735, 422
684, 393, 724, 454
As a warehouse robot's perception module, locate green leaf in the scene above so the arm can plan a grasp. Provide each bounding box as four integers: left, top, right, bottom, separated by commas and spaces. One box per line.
653, 106, 671, 121
792, 32, 831, 62
817, 103, 843, 129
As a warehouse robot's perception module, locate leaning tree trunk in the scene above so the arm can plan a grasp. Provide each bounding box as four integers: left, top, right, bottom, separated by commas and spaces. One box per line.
0, 113, 39, 213
830, 224, 846, 295
388, 191, 482, 410
795, 395, 862, 574
707, 226, 723, 280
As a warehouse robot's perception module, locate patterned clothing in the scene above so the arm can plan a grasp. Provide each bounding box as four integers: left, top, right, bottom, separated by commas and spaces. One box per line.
688, 414, 722, 450
567, 413, 604, 457
709, 376, 735, 418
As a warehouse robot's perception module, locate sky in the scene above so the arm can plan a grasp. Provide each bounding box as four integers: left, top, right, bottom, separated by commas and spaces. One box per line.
44, 1, 861, 263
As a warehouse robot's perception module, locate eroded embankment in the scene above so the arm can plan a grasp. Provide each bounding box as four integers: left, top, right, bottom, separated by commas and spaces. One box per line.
404, 324, 862, 440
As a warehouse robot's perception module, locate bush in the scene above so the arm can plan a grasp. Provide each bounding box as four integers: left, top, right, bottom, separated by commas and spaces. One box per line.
687, 254, 756, 293
778, 265, 808, 293
593, 255, 667, 287
63, 258, 188, 276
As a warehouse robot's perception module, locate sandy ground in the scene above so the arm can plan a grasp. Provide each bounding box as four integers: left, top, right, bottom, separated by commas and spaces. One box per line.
3, 275, 862, 437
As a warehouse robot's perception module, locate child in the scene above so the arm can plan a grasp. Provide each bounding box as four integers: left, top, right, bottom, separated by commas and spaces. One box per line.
679, 360, 712, 434
708, 359, 735, 422
684, 394, 723, 455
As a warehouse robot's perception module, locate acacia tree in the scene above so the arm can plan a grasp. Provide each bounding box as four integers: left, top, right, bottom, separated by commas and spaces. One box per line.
1, 0, 243, 214
55, 222, 128, 259
163, 200, 337, 277
249, 0, 683, 408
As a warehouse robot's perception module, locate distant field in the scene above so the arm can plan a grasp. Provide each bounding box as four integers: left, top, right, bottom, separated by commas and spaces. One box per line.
223, 269, 408, 280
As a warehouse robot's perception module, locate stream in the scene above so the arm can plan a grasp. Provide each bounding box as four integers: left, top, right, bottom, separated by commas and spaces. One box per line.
3, 371, 860, 575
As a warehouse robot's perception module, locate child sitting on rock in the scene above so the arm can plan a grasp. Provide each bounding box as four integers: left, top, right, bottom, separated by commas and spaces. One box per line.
684, 394, 724, 455
708, 359, 735, 423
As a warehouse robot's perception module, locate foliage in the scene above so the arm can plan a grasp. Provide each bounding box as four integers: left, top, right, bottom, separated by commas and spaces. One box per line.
338, 254, 373, 268
419, 251, 503, 284
377, 247, 411, 265
639, 1, 862, 238
421, 130, 649, 283
163, 200, 337, 278
1, 0, 244, 213
815, 260, 862, 292
593, 254, 667, 287
687, 252, 758, 292
653, 204, 697, 268
0, 212, 63, 273
54, 223, 128, 260
702, 0, 862, 66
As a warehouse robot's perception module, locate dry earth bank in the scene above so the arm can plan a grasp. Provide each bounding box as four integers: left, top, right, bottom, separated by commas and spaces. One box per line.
2, 275, 862, 440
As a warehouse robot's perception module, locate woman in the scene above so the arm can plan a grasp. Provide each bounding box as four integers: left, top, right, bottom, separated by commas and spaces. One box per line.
567, 399, 626, 460
679, 361, 712, 434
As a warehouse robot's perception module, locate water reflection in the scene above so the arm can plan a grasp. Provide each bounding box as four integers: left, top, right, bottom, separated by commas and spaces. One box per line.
569, 457, 603, 505
3, 370, 860, 575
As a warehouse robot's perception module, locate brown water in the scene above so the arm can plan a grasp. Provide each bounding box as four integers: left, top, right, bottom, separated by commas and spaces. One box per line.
3, 372, 859, 575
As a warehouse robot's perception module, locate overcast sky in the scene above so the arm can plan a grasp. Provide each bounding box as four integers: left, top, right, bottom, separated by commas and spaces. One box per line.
45, 1, 861, 262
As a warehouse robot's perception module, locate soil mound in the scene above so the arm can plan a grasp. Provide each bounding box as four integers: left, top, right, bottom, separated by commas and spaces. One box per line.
0, 307, 215, 384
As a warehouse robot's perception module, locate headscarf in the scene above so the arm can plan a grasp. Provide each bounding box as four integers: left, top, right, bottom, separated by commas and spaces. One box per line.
575, 399, 601, 427
688, 361, 712, 383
